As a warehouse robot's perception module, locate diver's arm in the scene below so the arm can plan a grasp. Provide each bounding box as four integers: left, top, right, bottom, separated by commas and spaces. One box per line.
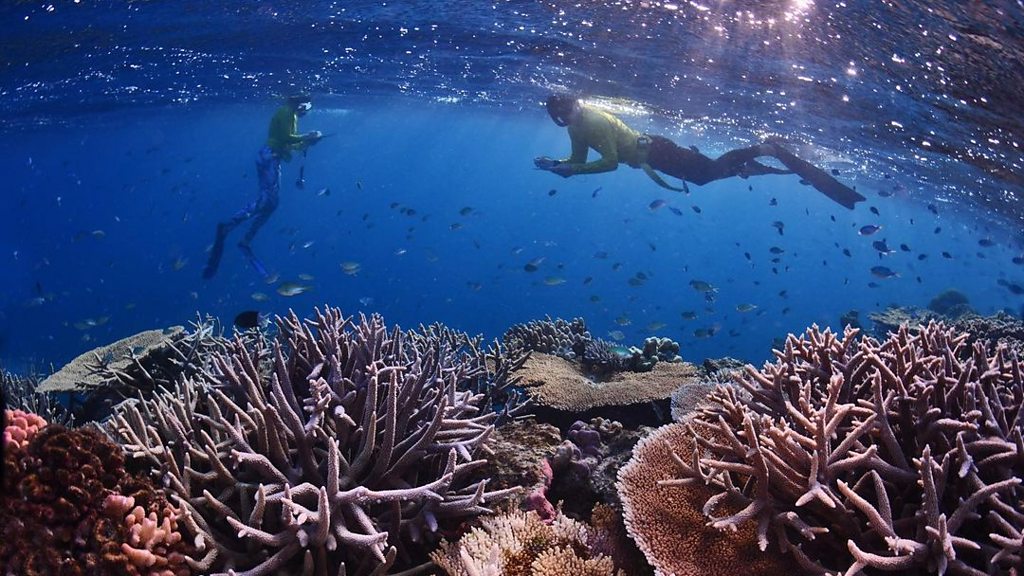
553, 130, 618, 176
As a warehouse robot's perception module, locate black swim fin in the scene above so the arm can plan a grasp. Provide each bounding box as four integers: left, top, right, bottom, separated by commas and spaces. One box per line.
202, 225, 228, 279
770, 145, 865, 209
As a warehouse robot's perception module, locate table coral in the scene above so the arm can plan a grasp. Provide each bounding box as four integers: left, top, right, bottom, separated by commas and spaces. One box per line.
666, 322, 1024, 575
617, 421, 795, 576
107, 308, 516, 576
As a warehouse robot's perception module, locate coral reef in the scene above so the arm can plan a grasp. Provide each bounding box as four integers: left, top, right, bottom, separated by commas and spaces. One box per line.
1, 420, 193, 575
4, 408, 47, 451
37, 326, 186, 394
867, 305, 939, 338
430, 509, 623, 576
581, 338, 632, 376
617, 421, 794, 576
414, 322, 532, 423
839, 309, 862, 330
948, 311, 1024, 359
503, 316, 591, 359
2, 368, 73, 425
104, 494, 190, 576
927, 288, 974, 318
475, 419, 562, 508
664, 322, 1024, 575
580, 337, 682, 377
107, 308, 516, 576
517, 352, 697, 429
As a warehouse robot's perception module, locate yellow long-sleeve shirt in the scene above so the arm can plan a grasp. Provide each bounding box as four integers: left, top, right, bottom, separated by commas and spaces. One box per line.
561, 106, 644, 174
265, 106, 306, 161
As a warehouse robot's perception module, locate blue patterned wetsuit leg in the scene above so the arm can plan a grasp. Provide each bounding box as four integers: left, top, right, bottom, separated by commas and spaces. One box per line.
202, 146, 280, 279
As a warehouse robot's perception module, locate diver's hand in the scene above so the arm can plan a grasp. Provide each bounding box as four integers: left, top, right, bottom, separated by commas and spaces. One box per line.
534, 156, 559, 170
549, 162, 575, 177
303, 131, 323, 143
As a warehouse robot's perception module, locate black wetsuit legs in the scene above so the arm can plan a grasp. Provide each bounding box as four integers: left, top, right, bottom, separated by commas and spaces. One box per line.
646, 136, 767, 185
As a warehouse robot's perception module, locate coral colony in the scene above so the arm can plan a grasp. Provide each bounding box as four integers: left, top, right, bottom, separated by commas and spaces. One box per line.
3, 311, 1024, 575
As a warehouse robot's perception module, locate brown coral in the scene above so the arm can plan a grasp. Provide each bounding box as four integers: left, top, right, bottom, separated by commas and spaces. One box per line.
1, 423, 193, 576
519, 352, 697, 412
617, 421, 795, 576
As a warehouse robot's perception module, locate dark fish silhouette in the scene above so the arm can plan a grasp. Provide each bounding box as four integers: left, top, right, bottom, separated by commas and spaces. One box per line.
859, 225, 882, 236
234, 310, 261, 330
872, 240, 893, 254
870, 266, 898, 279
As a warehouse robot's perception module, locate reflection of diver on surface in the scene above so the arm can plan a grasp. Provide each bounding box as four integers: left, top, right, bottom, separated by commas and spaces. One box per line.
535, 95, 865, 209
203, 94, 323, 280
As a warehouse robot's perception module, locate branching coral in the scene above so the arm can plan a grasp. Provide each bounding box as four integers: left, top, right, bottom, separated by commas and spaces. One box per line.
430, 509, 622, 576
105, 494, 190, 576
503, 317, 591, 359
618, 421, 795, 576
663, 322, 1024, 575
413, 322, 532, 423
2, 368, 74, 425
106, 307, 517, 576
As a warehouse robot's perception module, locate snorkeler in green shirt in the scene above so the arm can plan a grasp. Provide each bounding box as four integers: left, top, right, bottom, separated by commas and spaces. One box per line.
203, 94, 323, 280
535, 94, 865, 210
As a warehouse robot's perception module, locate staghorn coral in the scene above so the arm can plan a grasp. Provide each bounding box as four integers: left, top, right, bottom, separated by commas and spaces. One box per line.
581, 339, 631, 376
430, 509, 622, 576
948, 311, 1024, 359
106, 307, 516, 576
413, 322, 532, 423
617, 422, 794, 576
663, 322, 1024, 575
1, 422, 193, 575
2, 368, 74, 426
503, 316, 591, 360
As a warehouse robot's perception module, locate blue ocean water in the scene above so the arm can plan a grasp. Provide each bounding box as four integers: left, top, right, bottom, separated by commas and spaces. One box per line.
1, 1, 1022, 371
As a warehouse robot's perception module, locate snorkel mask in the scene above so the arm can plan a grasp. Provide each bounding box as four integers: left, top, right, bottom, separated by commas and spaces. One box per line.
546, 94, 578, 127
288, 93, 312, 113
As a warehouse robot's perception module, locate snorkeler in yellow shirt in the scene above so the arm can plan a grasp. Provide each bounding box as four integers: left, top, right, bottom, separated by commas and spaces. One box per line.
203, 94, 323, 280
535, 94, 865, 209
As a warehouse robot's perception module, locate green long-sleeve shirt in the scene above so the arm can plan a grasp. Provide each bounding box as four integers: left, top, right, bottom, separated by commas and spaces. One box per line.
560, 106, 644, 174
266, 106, 306, 161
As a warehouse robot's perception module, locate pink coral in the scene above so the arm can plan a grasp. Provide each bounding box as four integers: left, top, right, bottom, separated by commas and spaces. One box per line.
3, 409, 47, 452
104, 494, 189, 576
